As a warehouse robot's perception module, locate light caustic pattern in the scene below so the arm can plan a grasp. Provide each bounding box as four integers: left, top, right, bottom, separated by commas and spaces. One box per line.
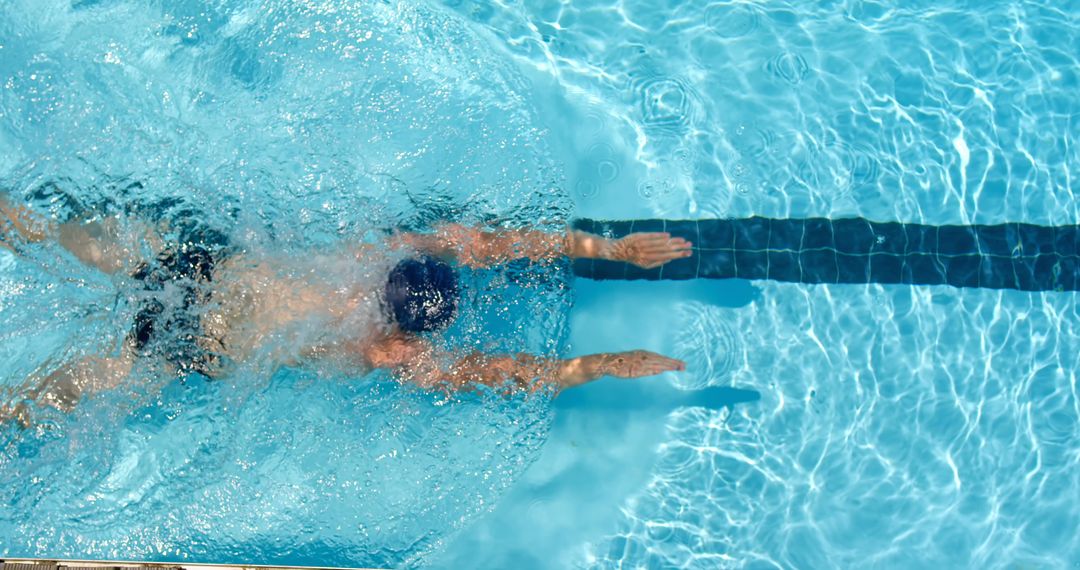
0, 0, 570, 567
445, 0, 1079, 225
592, 284, 1080, 568
439, 0, 1080, 567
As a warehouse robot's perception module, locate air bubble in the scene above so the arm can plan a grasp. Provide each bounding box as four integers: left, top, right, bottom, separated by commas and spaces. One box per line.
586, 142, 616, 160
734, 127, 780, 159
584, 109, 608, 137
673, 147, 694, 174
795, 140, 880, 197
375, 171, 408, 193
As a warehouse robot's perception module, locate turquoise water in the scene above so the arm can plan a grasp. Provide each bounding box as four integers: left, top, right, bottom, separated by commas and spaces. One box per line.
435, 1, 1080, 567
0, 0, 569, 566
2, 0, 1079, 568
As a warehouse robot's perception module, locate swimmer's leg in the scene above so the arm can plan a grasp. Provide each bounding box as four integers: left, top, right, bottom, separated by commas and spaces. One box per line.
2, 350, 135, 428
56, 215, 163, 274
1, 193, 160, 274
0, 193, 51, 250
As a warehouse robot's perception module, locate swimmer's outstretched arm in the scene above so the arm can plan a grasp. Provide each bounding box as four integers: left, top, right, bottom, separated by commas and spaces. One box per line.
363, 334, 685, 393
390, 223, 693, 270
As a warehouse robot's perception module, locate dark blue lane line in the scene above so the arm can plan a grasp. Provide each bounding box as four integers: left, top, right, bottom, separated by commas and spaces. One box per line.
572, 217, 1079, 292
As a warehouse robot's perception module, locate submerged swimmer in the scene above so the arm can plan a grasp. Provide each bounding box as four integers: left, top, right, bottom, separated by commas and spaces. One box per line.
0, 195, 692, 425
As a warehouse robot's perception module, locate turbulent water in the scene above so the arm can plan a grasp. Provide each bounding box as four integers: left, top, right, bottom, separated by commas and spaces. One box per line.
0, 0, 571, 566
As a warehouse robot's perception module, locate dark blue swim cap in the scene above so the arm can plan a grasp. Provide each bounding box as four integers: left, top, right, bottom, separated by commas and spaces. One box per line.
385, 256, 459, 333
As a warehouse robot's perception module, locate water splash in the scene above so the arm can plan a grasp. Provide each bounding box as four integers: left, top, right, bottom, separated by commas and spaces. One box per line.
0, 0, 571, 566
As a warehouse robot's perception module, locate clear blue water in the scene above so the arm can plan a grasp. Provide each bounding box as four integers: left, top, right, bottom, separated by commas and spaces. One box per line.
2, 0, 1079, 568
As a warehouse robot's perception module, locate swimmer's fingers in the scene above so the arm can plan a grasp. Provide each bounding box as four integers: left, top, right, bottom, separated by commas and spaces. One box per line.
603, 350, 686, 378
640, 236, 692, 252
634, 352, 687, 375
639, 246, 694, 269
632, 232, 689, 246
638, 255, 693, 270
606, 232, 694, 269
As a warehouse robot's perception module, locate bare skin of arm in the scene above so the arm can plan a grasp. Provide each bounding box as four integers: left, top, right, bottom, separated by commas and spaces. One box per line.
391, 223, 693, 270
360, 332, 685, 394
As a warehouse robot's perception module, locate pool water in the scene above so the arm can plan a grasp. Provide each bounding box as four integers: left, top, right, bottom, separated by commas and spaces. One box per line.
431, 1, 1080, 567
1, 0, 569, 566
2, 0, 1079, 568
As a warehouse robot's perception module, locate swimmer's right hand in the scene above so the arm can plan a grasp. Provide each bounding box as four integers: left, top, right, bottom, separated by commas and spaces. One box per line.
557, 350, 686, 389
594, 350, 686, 378
600, 232, 693, 269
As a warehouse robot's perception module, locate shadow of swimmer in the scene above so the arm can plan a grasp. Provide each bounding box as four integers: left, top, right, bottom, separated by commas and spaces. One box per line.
555, 378, 759, 412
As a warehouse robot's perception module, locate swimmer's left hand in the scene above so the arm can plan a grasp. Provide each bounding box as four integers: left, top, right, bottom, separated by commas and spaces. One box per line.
555, 350, 685, 389
596, 350, 687, 379
601, 232, 693, 269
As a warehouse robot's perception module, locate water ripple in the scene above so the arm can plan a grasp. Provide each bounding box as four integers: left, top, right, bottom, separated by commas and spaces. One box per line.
704, 3, 762, 39
433, 0, 1080, 567
575, 142, 618, 199
765, 51, 810, 85
594, 284, 1080, 569
672, 302, 741, 390
636, 179, 674, 199
637, 76, 699, 134
575, 179, 600, 198
794, 139, 881, 197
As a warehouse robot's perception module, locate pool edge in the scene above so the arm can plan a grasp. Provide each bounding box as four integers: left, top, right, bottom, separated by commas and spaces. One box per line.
0, 559, 386, 570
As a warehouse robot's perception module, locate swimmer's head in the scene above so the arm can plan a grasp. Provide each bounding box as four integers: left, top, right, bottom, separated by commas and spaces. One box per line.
385, 256, 459, 333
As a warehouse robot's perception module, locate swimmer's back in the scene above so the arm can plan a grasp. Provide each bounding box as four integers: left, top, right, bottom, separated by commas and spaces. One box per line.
203, 244, 398, 367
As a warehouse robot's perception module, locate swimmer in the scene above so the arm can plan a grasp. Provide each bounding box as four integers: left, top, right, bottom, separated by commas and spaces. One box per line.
0, 194, 692, 425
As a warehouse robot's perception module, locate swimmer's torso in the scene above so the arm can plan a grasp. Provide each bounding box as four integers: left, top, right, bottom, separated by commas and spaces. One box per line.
202, 245, 395, 368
